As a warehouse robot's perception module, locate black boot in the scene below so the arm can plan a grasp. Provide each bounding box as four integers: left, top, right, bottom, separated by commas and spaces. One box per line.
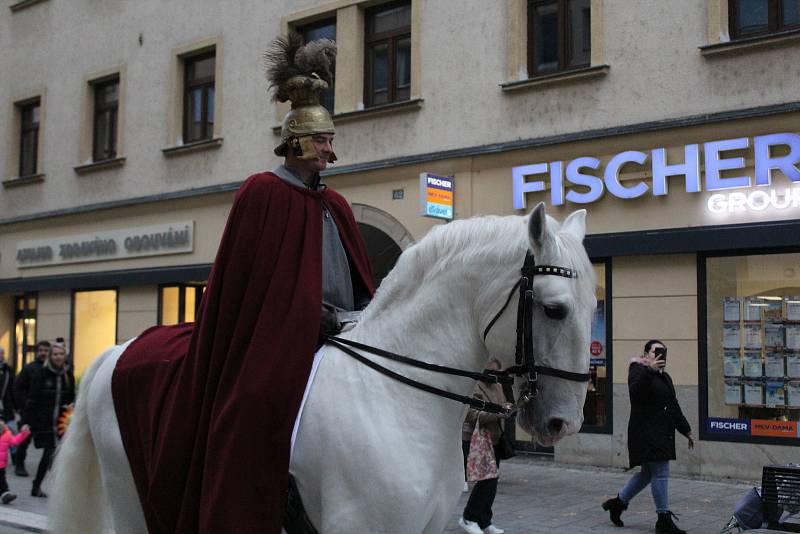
601, 495, 628, 527
655, 511, 686, 534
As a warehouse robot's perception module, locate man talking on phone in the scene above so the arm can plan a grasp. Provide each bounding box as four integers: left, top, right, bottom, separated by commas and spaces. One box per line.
601, 340, 694, 534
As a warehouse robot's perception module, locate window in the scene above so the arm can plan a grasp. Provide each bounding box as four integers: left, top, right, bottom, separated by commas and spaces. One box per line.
300, 18, 337, 113
18, 99, 40, 177
528, 0, 591, 76
729, 0, 800, 39
92, 78, 119, 161
364, 1, 411, 107
72, 289, 117, 378
702, 251, 800, 445
583, 260, 612, 431
13, 294, 37, 374
183, 52, 216, 143
159, 283, 206, 325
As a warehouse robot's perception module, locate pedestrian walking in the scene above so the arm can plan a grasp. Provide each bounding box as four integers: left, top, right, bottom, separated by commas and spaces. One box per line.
0, 348, 15, 426
12, 340, 50, 477
602, 339, 694, 533
25, 339, 75, 497
0, 420, 30, 504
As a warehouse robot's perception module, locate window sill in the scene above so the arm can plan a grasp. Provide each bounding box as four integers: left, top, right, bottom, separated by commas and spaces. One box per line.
9, 0, 48, 12
700, 28, 800, 57
501, 65, 610, 92
162, 137, 223, 157
271, 99, 424, 134
2, 173, 45, 188
74, 156, 126, 175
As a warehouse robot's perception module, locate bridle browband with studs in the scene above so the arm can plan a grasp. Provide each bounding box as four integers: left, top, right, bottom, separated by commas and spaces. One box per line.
324, 251, 589, 415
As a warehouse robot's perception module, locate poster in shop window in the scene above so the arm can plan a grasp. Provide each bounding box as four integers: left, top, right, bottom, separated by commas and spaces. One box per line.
744, 325, 762, 350
786, 298, 800, 321
764, 324, 784, 349
764, 352, 785, 378
763, 300, 783, 323
725, 378, 742, 405
744, 380, 764, 406
765, 380, 786, 407
744, 298, 763, 322
787, 381, 800, 407
743, 352, 763, 377
723, 325, 741, 349
723, 298, 741, 322
787, 353, 800, 378
786, 325, 800, 350
724, 351, 742, 377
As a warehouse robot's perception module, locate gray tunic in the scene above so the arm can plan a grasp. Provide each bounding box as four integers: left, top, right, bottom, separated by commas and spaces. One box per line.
273, 165, 355, 311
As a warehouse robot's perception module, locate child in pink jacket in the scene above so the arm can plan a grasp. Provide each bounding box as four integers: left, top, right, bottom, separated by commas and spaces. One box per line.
0, 420, 30, 504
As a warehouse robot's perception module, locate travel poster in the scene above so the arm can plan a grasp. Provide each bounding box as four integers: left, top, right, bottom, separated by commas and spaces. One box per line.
744, 298, 762, 322
766, 380, 786, 407
787, 298, 800, 321
786, 325, 800, 350
764, 324, 784, 348
723, 325, 740, 349
724, 379, 742, 405
764, 352, 785, 378
723, 351, 742, 377
723, 298, 741, 321
744, 380, 764, 406
743, 352, 762, 378
787, 381, 800, 407
744, 325, 761, 349
787, 353, 800, 378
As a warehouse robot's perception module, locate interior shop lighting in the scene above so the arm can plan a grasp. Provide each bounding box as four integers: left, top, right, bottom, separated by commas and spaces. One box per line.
757, 296, 784, 300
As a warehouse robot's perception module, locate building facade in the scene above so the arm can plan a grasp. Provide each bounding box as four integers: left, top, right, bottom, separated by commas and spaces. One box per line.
2, 0, 799, 479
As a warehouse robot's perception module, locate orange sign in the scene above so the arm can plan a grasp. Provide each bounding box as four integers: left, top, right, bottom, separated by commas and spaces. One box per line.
751, 419, 798, 438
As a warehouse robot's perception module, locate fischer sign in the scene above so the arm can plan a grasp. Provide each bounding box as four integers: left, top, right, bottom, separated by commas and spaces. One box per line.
512, 133, 800, 209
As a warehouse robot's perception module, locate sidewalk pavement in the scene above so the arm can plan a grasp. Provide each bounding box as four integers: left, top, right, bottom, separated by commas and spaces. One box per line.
0, 451, 774, 533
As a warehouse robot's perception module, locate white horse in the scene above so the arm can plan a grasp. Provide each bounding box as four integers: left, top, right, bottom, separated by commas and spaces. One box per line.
49, 203, 596, 534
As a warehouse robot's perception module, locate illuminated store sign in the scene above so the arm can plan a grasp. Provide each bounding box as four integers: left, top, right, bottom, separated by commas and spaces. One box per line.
512, 133, 800, 208
420, 173, 454, 220
16, 221, 194, 268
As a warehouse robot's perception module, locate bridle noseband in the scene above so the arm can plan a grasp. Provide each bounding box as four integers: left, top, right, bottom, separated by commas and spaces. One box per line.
324, 251, 590, 415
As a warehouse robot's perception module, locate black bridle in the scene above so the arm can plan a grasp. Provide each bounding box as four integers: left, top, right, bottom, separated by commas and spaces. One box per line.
323, 251, 590, 415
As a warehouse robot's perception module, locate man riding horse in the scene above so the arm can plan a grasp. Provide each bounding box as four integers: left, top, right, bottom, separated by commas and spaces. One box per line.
111, 33, 374, 534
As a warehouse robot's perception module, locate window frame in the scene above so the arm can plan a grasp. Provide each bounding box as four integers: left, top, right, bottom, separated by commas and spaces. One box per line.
182, 51, 216, 144
70, 287, 119, 378
158, 282, 206, 325
298, 17, 337, 114
18, 99, 40, 177
698, 246, 800, 447
13, 293, 37, 374
729, 0, 800, 40
527, 0, 591, 77
92, 78, 119, 162
364, 0, 412, 108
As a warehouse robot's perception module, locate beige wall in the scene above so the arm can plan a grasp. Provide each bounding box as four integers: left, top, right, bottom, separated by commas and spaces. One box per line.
118, 285, 158, 344
37, 290, 71, 345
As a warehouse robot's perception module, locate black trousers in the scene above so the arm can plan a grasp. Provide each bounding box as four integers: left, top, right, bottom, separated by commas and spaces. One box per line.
13, 433, 31, 468
33, 447, 54, 490
462, 440, 500, 529
0, 468, 8, 494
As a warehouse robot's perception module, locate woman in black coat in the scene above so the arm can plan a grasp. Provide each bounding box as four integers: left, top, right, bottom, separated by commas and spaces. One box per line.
24, 341, 75, 497
602, 340, 694, 534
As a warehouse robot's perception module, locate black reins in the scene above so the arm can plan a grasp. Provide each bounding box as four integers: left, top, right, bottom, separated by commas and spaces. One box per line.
323, 251, 590, 415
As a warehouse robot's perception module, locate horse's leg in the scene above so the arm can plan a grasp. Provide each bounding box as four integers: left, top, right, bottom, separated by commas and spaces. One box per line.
48, 345, 117, 534
86, 340, 148, 534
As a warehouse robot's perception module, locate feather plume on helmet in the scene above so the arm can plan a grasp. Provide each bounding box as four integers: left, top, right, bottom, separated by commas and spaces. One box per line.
265, 32, 337, 160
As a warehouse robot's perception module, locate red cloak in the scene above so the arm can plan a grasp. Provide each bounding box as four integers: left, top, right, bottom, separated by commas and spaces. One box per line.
112, 172, 374, 534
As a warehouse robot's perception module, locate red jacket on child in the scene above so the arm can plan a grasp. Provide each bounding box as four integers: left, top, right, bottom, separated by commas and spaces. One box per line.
0, 427, 30, 469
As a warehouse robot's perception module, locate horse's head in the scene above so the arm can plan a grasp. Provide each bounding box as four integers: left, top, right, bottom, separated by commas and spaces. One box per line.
485, 202, 596, 447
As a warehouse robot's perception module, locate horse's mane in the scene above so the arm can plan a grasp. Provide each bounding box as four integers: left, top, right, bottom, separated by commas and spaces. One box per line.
361, 213, 595, 321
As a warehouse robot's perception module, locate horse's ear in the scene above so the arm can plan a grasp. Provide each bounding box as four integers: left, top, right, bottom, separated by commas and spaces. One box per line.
561, 209, 587, 242
528, 202, 555, 254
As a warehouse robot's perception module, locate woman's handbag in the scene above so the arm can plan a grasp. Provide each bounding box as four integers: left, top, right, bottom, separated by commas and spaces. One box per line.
466, 421, 499, 482
495, 432, 516, 461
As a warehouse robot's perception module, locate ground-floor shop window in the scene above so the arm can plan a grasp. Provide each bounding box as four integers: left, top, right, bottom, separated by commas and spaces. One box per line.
703, 251, 800, 445
583, 260, 612, 431
13, 293, 37, 374
159, 283, 206, 325
72, 289, 118, 378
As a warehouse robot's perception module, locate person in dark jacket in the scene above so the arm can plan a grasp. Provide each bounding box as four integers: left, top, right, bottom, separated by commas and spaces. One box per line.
24, 340, 74, 497
12, 340, 50, 477
0, 348, 14, 424
602, 340, 694, 534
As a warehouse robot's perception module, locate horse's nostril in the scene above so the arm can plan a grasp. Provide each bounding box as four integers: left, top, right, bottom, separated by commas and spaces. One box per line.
547, 418, 565, 434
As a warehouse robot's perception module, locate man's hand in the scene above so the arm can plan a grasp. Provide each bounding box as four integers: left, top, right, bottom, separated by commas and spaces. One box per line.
320, 303, 341, 337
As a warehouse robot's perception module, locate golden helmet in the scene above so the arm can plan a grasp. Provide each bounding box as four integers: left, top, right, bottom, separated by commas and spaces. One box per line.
266, 34, 337, 162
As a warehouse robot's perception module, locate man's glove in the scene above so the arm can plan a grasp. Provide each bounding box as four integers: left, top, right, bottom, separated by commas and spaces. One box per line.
320, 302, 342, 337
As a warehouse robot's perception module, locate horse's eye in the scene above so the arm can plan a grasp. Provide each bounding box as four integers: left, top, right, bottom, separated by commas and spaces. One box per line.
544, 304, 568, 320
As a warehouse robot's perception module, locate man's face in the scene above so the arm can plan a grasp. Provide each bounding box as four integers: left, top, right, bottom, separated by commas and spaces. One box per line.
304, 134, 335, 173
37, 345, 50, 362
51, 347, 67, 368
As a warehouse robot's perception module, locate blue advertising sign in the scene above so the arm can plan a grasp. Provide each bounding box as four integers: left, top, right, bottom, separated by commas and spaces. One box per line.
420, 173, 454, 220
706, 417, 751, 435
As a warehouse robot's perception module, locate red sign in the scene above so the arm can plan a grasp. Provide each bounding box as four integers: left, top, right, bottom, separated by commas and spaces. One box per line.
751, 419, 798, 438
590, 341, 603, 356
